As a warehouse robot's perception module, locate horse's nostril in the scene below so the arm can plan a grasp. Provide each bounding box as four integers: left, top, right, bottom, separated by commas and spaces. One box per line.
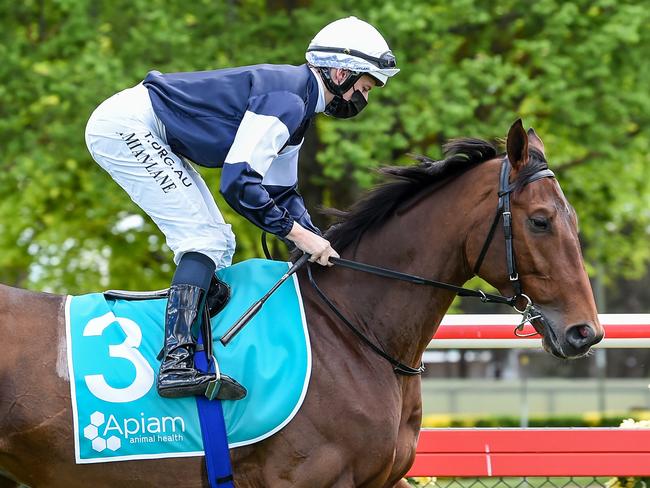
566, 323, 596, 351
578, 324, 590, 338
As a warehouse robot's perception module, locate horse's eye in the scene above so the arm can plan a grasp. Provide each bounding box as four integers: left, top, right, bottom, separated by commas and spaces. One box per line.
529, 217, 550, 232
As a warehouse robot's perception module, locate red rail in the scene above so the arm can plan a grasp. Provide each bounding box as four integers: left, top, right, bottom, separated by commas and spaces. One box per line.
408, 428, 650, 477
431, 314, 650, 348
410, 314, 650, 477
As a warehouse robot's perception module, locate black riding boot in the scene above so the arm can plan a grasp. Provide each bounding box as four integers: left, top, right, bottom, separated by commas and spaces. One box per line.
157, 284, 246, 399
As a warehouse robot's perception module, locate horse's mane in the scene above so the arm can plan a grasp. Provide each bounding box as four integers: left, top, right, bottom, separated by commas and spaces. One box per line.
324, 138, 548, 252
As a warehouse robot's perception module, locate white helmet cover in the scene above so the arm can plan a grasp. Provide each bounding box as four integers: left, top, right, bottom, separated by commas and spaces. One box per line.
306, 16, 399, 86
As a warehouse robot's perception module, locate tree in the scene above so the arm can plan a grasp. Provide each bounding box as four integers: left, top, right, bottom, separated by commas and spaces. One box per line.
0, 0, 648, 297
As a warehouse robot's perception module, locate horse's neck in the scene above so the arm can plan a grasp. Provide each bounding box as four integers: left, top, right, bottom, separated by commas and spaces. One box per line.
316, 163, 498, 368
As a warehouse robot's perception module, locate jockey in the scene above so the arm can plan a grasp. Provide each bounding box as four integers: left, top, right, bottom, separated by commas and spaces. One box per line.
84, 16, 399, 400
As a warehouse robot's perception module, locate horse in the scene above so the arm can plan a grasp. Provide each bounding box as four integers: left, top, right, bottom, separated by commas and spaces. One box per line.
0, 120, 603, 487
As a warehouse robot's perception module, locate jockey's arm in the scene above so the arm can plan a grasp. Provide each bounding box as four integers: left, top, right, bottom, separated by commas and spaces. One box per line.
220, 92, 338, 265
261, 139, 320, 236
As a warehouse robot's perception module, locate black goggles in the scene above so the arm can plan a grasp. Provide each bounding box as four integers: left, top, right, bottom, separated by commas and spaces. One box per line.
307, 46, 397, 69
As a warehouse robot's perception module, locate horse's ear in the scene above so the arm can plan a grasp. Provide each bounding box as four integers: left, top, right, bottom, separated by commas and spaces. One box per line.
527, 127, 546, 156
506, 119, 529, 170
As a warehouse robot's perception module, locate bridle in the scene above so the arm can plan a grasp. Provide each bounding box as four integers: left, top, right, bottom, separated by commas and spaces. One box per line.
266, 156, 557, 375
472, 157, 555, 337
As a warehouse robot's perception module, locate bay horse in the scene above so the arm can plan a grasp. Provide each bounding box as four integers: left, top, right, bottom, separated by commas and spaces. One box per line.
0, 120, 603, 487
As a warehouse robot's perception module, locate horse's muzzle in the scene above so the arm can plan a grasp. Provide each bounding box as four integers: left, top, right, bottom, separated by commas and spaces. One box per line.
533, 312, 603, 359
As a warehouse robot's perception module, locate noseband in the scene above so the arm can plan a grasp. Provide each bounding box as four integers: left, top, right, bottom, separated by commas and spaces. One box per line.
296, 156, 556, 375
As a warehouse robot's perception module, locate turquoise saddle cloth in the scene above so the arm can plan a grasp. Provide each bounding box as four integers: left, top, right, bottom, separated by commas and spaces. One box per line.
66, 259, 311, 463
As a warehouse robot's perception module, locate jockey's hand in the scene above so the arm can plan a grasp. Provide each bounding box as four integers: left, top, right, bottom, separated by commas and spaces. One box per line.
286, 222, 339, 266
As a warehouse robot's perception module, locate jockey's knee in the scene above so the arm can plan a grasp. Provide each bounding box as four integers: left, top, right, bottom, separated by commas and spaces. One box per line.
171, 223, 236, 269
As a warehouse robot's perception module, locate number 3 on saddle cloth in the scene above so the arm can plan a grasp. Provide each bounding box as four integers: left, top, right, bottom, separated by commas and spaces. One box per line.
65, 259, 311, 473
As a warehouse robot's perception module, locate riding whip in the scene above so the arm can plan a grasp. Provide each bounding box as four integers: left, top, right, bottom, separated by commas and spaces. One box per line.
220, 253, 310, 345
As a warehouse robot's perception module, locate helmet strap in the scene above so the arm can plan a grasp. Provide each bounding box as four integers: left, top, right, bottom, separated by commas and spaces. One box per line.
317, 67, 362, 96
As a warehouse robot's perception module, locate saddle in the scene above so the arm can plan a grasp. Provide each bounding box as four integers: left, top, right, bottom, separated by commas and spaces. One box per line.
103, 276, 229, 319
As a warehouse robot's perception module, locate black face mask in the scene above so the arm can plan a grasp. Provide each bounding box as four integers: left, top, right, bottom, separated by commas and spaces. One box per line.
324, 90, 368, 119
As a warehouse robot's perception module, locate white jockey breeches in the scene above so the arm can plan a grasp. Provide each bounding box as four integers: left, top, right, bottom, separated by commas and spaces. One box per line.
85, 83, 236, 268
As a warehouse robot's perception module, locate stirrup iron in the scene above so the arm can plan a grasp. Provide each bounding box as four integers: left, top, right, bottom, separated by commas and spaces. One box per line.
204, 355, 247, 401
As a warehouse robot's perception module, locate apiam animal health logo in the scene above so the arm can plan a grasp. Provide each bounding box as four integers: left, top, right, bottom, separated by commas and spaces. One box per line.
82, 410, 188, 453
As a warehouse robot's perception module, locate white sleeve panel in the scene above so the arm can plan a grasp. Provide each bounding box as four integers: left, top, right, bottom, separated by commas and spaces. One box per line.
224, 110, 290, 177
262, 139, 303, 187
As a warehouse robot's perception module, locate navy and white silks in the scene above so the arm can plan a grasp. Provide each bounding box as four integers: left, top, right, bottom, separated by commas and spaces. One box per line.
85, 64, 324, 268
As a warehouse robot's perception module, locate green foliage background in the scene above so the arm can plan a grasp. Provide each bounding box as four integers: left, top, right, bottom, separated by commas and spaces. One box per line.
1, 0, 648, 294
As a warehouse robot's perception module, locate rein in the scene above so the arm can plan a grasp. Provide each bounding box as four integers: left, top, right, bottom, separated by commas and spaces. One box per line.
306, 264, 426, 375
264, 157, 556, 376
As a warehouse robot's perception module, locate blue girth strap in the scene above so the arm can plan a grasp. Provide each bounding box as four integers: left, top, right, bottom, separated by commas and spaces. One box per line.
195, 329, 234, 488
